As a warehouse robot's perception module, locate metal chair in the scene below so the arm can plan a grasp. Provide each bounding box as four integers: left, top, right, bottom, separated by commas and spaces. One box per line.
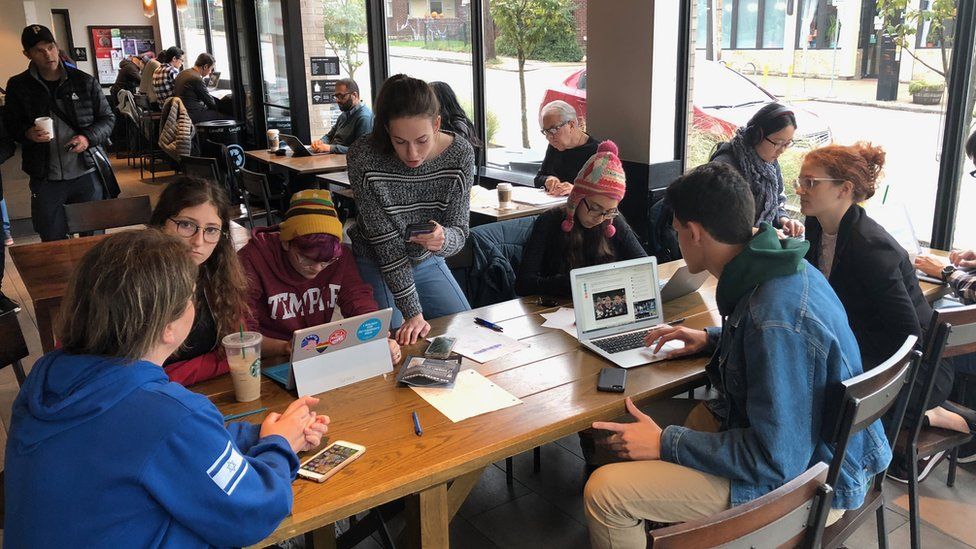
64, 195, 153, 235
0, 309, 29, 387
650, 462, 830, 548
180, 155, 222, 185
239, 168, 283, 228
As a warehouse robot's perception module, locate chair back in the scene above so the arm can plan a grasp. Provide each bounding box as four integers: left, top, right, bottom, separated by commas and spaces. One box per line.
181, 155, 221, 184
64, 195, 153, 235
650, 462, 830, 549
0, 310, 29, 386
239, 168, 277, 227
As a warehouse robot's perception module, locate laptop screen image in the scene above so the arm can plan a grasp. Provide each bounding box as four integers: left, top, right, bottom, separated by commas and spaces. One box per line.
573, 259, 662, 338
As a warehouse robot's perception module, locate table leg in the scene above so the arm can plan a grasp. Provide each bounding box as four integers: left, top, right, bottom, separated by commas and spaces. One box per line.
446, 467, 485, 520
36, 302, 55, 353
304, 523, 337, 549
399, 467, 485, 549
419, 484, 449, 548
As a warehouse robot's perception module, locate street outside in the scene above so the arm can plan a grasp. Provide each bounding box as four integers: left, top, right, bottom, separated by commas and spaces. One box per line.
386, 48, 976, 249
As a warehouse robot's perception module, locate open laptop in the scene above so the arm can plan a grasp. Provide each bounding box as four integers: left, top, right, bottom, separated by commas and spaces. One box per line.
660, 265, 710, 302
868, 202, 945, 285
281, 133, 326, 157
263, 309, 394, 396
570, 257, 684, 369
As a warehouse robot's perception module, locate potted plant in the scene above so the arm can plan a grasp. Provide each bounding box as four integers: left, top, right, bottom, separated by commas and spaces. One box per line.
909, 78, 946, 105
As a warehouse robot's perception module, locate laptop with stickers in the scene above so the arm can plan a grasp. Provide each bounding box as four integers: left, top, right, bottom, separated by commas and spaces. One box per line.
263, 309, 394, 396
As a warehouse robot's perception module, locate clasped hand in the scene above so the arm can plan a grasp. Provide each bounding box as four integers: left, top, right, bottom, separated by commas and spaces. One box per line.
260, 396, 330, 453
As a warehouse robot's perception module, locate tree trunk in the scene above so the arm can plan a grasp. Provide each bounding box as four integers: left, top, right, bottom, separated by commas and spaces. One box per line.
484, 0, 497, 60
518, 52, 529, 149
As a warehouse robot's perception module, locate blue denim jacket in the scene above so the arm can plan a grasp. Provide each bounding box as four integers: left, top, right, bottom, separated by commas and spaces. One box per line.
660, 262, 892, 509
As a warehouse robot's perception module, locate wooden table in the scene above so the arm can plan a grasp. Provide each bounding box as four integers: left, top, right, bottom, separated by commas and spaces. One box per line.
195, 261, 717, 548
245, 150, 348, 176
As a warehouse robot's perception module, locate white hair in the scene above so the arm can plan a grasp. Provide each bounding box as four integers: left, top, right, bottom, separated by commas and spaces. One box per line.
539, 100, 578, 128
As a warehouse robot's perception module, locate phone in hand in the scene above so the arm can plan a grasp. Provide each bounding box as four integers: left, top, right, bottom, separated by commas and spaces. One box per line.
405, 222, 436, 240
298, 440, 366, 483
425, 336, 457, 359
597, 368, 627, 393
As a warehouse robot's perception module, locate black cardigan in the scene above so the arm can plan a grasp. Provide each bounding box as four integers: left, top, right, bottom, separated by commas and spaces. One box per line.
533, 136, 599, 188
515, 207, 647, 297
805, 204, 933, 368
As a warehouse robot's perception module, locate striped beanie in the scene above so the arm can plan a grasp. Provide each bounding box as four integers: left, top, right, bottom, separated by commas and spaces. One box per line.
279, 190, 344, 242
562, 140, 627, 237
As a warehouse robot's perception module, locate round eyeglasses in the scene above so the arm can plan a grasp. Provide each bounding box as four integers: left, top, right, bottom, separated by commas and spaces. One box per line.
168, 218, 224, 243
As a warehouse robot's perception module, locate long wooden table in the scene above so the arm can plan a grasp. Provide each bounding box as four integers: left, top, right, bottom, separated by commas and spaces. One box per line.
195, 261, 719, 548
246, 149, 348, 176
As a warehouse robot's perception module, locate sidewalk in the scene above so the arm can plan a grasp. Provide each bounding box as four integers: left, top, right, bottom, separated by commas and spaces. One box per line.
751, 73, 945, 114
387, 44, 583, 73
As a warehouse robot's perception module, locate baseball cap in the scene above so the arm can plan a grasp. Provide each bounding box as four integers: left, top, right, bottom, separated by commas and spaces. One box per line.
21, 25, 56, 51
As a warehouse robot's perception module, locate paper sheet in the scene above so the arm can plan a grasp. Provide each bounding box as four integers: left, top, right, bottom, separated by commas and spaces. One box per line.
469, 185, 498, 209
441, 324, 529, 363
411, 369, 523, 422
540, 307, 578, 339
510, 186, 567, 206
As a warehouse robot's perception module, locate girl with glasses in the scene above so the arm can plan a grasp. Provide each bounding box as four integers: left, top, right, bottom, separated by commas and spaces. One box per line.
516, 140, 646, 298
148, 176, 250, 386
535, 100, 599, 197
710, 102, 804, 237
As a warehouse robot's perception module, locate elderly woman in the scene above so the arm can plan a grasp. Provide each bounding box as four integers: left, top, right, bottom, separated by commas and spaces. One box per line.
534, 100, 599, 197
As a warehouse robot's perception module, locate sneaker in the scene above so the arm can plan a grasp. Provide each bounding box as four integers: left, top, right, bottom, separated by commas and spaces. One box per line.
0, 293, 20, 314
887, 450, 947, 484
3, 232, 11, 246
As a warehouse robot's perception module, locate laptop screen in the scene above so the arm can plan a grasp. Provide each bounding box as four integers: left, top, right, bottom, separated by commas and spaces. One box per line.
573, 258, 662, 337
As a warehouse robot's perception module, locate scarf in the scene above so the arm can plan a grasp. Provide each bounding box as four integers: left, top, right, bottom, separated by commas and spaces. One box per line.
729, 128, 783, 226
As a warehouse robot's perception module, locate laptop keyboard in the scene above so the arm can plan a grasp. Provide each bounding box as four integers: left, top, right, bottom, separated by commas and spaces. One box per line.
592, 330, 652, 354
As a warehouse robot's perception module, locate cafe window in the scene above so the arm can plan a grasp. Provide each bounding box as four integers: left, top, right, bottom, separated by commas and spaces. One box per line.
796, 0, 839, 50
173, 0, 233, 86
735, 1, 759, 48
762, 0, 786, 48
915, 0, 956, 49
696, 0, 788, 50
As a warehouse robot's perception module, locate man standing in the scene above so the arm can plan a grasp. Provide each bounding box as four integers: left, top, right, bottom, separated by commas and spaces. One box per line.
582, 162, 891, 549
3, 25, 115, 242
311, 78, 373, 154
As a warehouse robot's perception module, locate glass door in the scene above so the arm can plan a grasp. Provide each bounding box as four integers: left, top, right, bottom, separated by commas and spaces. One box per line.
255, 0, 293, 136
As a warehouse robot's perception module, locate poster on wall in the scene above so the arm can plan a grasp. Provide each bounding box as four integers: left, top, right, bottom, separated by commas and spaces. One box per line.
311, 80, 338, 105
88, 25, 156, 87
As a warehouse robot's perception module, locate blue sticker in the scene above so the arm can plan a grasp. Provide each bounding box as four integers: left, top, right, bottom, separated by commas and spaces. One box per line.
300, 334, 320, 349
357, 318, 382, 341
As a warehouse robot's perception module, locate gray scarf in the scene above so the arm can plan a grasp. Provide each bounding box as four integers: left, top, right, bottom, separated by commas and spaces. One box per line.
729, 128, 782, 226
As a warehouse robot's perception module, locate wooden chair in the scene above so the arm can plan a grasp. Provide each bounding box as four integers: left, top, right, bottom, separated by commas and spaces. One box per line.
64, 195, 152, 235
239, 168, 284, 228
180, 155, 222, 184
649, 462, 830, 548
897, 305, 976, 549
0, 310, 29, 387
815, 335, 921, 549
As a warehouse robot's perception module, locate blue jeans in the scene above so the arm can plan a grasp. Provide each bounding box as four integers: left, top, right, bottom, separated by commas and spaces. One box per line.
356, 254, 470, 328
1, 199, 9, 235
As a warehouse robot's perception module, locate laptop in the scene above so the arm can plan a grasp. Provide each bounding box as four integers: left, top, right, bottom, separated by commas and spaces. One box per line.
263, 309, 394, 396
660, 265, 710, 302
281, 133, 326, 157
867, 202, 945, 285
570, 257, 684, 369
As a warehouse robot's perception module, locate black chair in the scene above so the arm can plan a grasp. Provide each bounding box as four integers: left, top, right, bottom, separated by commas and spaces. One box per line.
239, 168, 284, 228
815, 335, 921, 549
650, 462, 830, 548
897, 305, 976, 549
64, 195, 153, 235
0, 310, 29, 387
181, 155, 222, 184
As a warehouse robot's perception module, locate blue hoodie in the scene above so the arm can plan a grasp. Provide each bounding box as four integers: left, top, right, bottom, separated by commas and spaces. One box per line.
4, 351, 299, 548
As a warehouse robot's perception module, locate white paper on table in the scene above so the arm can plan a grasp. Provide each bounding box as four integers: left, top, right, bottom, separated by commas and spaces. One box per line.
469, 185, 497, 209
509, 186, 567, 206
437, 324, 529, 363
411, 369, 523, 423
540, 307, 578, 339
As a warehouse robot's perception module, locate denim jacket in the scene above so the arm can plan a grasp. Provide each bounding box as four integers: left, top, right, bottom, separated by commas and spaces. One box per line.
660, 243, 891, 509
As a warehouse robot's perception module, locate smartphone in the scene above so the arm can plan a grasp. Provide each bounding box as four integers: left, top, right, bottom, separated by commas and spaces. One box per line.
405, 222, 436, 240
597, 368, 627, 393
298, 440, 366, 483
425, 336, 457, 359
536, 296, 559, 307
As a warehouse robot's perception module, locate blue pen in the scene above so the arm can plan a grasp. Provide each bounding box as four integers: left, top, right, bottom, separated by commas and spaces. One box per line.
412, 411, 423, 436
223, 407, 268, 422
474, 317, 504, 332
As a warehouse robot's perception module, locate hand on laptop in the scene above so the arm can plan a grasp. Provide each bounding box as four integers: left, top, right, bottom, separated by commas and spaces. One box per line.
592, 397, 662, 461
389, 338, 402, 363
950, 249, 976, 269
643, 325, 707, 358
915, 255, 946, 278
262, 337, 293, 358
311, 140, 331, 153
397, 314, 431, 345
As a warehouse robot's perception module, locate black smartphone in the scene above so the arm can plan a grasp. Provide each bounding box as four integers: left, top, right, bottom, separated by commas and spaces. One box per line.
536, 296, 559, 307
405, 222, 436, 240
597, 368, 627, 393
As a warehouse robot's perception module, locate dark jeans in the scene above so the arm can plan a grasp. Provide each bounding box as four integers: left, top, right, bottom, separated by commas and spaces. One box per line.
29, 171, 103, 241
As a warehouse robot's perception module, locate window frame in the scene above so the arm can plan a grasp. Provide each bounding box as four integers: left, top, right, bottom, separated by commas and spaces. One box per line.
696, 0, 788, 51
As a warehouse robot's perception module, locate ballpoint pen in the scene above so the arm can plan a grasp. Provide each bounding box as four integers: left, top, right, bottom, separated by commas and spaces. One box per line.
474, 317, 504, 332
412, 411, 423, 436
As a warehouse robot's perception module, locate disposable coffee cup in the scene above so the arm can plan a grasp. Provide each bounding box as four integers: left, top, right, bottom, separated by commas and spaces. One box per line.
267, 129, 280, 152
222, 332, 263, 402
497, 183, 513, 209
34, 117, 54, 141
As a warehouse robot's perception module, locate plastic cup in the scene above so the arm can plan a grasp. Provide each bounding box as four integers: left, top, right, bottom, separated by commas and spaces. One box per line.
267, 129, 280, 151
34, 117, 54, 141
497, 183, 513, 209
222, 332, 263, 402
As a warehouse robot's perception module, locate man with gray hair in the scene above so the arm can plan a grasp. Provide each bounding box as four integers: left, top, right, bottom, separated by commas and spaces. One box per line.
312, 78, 373, 154
534, 99, 599, 196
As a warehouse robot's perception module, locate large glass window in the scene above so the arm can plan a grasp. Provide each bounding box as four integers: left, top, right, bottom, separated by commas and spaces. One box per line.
797, 0, 838, 50
174, 0, 233, 89
735, 1, 759, 48
949, 34, 976, 248
762, 0, 786, 48
206, 0, 232, 82
696, 0, 708, 48
721, 5, 732, 49
696, 0, 787, 50
256, 0, 291, 133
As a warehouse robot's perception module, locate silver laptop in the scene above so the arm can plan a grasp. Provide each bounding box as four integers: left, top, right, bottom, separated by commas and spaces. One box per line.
660, 265, 710, 302
570, 257, 683, 369
265, 309, 394, 396
281, 133, 326, 157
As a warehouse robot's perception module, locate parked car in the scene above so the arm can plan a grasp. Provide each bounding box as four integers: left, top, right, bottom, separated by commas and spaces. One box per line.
540, 60, 832, 147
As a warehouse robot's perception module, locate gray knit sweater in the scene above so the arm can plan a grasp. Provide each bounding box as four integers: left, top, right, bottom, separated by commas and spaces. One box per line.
348, 132, 474, 319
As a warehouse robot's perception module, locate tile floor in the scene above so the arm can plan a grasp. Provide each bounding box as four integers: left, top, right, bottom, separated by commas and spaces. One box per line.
1, 158, 974, 548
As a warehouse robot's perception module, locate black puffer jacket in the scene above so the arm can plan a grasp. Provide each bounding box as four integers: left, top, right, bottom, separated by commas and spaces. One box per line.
3, 64, 114, 180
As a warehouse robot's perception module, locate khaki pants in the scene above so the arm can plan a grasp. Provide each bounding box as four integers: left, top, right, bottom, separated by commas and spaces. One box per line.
583, 401, 843, 549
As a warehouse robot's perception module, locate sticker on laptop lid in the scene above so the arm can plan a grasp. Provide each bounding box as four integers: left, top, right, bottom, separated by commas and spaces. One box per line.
357, 318, 383, 341
328, 329, 347, 346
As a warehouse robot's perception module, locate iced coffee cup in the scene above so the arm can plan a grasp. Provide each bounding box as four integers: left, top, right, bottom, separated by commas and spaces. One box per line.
267, 129, 280, 152
497, 182, 513, 209
222, 332, 263, 402
34, 117, 54, 141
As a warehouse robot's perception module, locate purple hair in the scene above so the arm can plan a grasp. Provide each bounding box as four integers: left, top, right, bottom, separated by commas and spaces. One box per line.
290, 233, 343, 262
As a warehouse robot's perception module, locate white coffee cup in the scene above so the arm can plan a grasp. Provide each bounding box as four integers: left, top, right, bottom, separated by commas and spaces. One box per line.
34, 117, 54, 141
497, 183, 513, 209
267, 129, 280, 151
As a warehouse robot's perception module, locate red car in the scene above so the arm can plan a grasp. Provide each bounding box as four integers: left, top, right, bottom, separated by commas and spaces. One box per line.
540, 61, 832, 146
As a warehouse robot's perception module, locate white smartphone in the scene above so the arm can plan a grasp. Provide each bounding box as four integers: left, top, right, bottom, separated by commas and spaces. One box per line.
297, 440, 366, 483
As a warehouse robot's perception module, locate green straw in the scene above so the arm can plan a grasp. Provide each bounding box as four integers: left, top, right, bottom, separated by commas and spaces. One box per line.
239, 324, 246, 358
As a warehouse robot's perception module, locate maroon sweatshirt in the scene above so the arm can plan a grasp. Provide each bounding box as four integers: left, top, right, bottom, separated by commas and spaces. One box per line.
238, 227, 378, 341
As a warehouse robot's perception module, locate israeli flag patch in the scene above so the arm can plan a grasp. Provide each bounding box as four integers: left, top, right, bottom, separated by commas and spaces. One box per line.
207, 441, 249, 495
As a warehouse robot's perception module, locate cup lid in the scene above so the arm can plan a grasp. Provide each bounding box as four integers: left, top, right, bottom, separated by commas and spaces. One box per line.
222, 331, 263, 348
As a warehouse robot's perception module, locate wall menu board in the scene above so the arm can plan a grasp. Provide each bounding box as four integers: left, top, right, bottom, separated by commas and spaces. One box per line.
88, 26, 156, 86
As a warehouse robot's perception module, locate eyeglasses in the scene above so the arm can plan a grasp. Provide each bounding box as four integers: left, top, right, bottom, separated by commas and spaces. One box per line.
581, 198, 619, 219
540, 120, 569, 136
791, 177, 846, 191
333, 91, 351, 100
764, 137, 794, 150
291, 250, 337, 270
168, 218, 224, 243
